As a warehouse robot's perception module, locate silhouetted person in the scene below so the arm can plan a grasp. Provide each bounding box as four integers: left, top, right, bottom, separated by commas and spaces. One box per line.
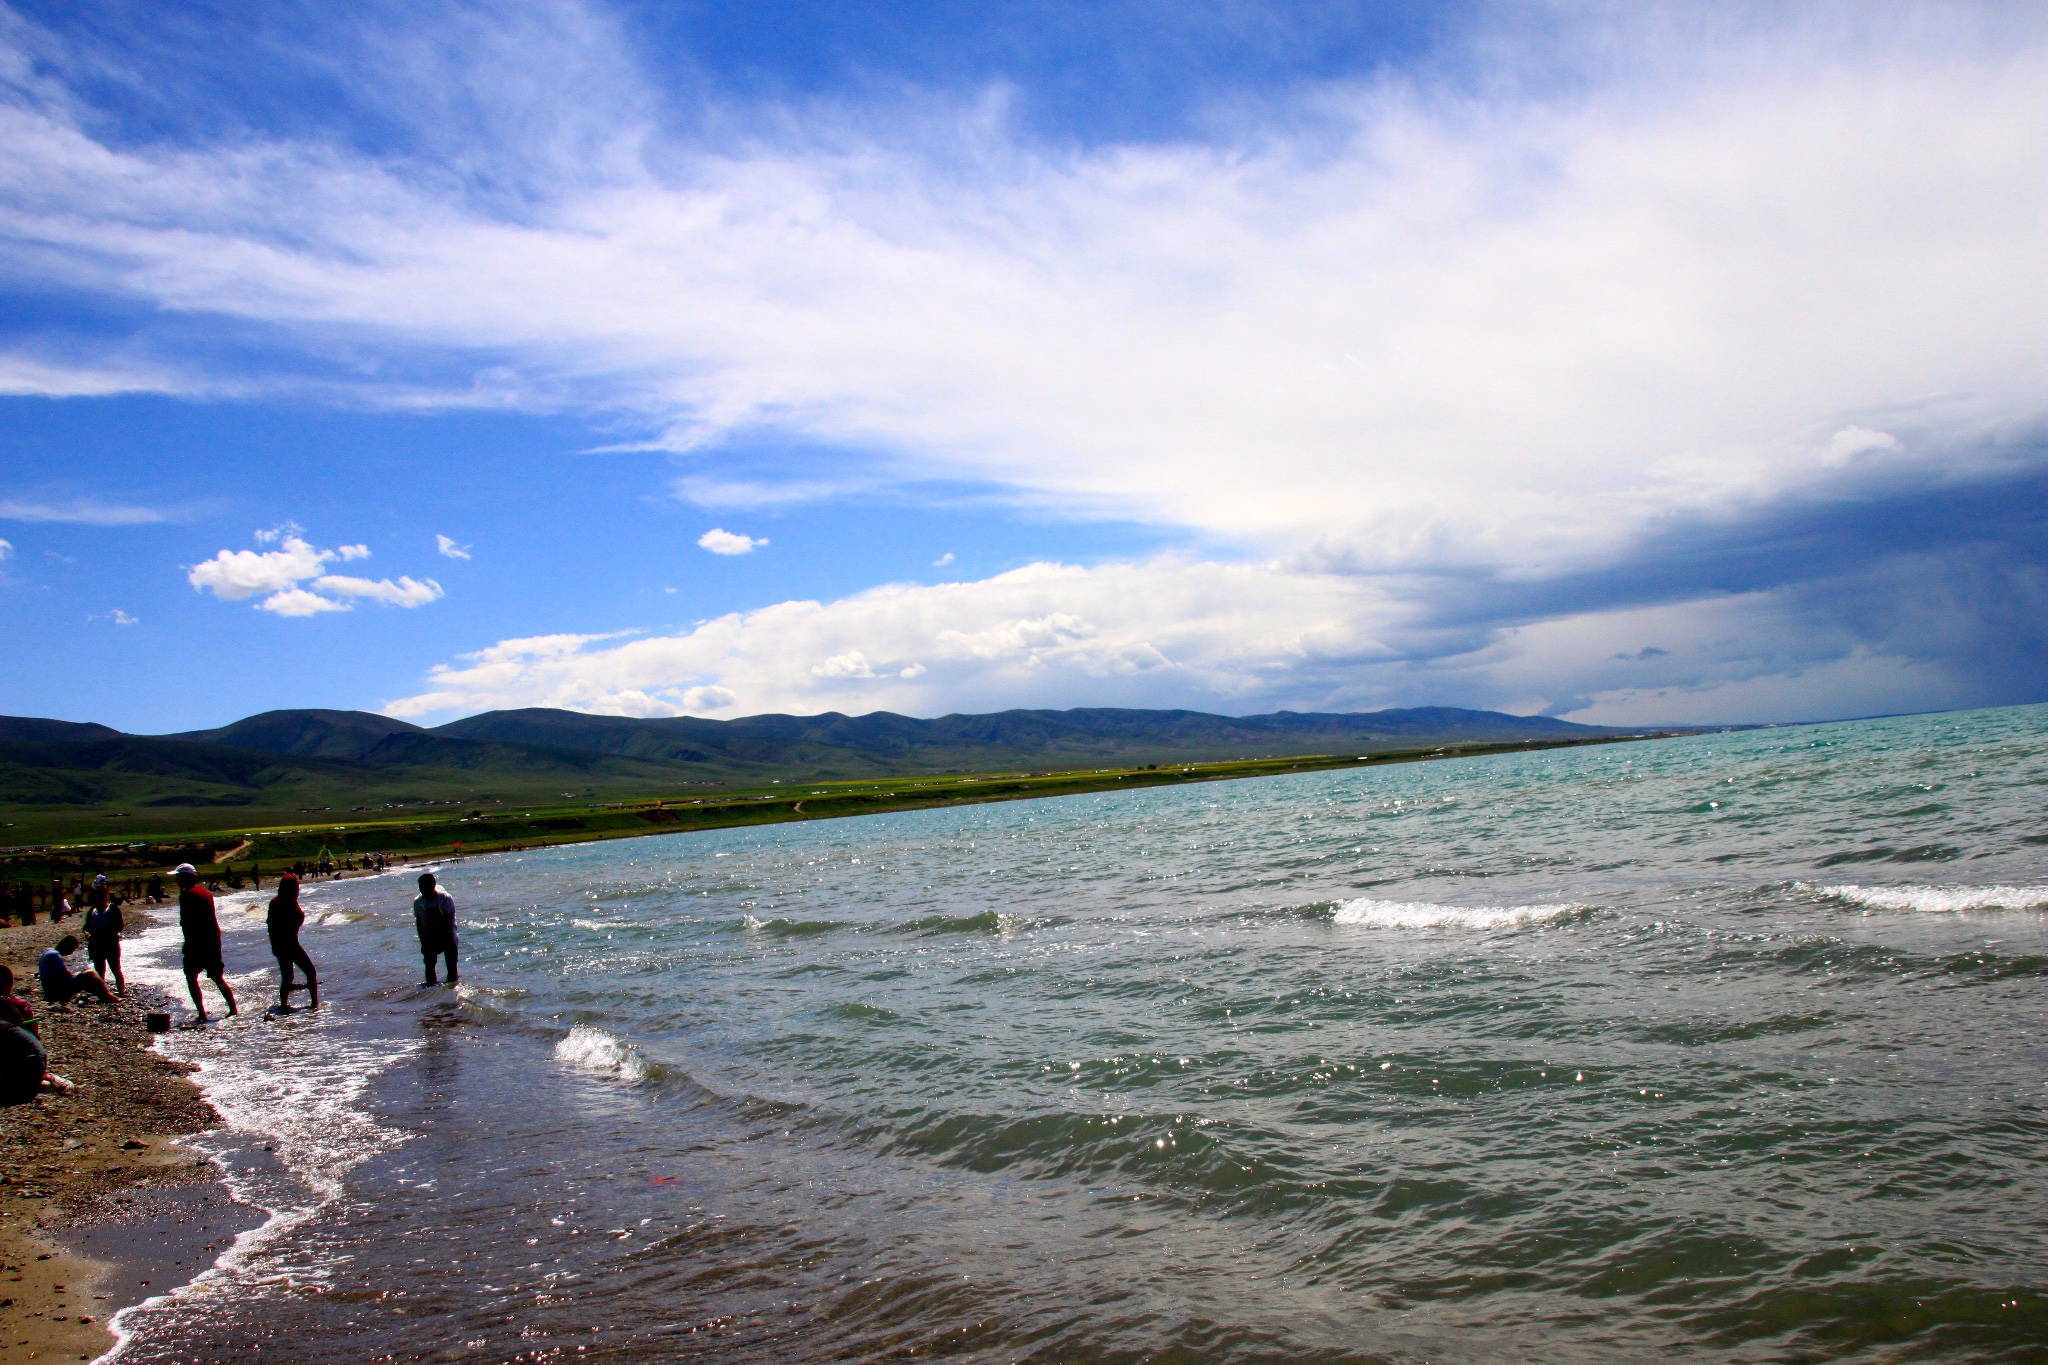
413, 872, 458, 986
84, 875, 125, 996
38, 936, 115, 1006
174, 863, 237, 1022
266, 873, 319, 1011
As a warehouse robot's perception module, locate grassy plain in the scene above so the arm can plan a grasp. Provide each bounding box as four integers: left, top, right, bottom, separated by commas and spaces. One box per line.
0, 734, 1656, 882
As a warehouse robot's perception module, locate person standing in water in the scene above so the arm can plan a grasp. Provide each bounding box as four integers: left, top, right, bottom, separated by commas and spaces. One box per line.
413, 872, 458, 986
83, 874, 125, 995
174, 863, 237, 1022
266, 873, 319, 1011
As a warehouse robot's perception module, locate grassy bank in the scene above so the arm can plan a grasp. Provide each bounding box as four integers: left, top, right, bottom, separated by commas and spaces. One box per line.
0, 734, 1666, 882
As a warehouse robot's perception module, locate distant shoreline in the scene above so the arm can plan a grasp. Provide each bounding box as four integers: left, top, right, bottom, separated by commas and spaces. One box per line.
5, 733, 1685, 883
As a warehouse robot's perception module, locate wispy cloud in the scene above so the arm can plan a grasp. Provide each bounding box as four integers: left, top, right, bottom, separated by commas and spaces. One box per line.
0, 498, 167, 526
436, 534, 472, 559
5, 3, 2046, 716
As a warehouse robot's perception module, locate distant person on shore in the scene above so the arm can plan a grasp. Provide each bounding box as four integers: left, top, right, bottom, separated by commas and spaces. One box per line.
38, 936, 115, 1007
174, 863, 237, 1022
10, 882, 32, 926
266, 874, 319, 1011
413, 872, 458, 987
84, 876, 125, 996
146, 872, 165, 905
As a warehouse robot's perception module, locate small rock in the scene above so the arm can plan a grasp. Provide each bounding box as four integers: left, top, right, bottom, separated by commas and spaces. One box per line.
121, 1140, 146, 1150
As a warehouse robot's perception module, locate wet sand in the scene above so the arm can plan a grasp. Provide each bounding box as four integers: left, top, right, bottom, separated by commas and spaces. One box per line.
0, 909, 231, 1364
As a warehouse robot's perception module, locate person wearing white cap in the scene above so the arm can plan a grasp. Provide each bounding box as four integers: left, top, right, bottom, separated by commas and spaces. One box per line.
173, 863, 237, 1022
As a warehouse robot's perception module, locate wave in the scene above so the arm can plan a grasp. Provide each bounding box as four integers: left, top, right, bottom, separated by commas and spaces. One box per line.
1817, 883, 2048, 914
553, 1024, 651, 1082
896, 909, 1060, 936
742, 915, 848, 937
1331, 897, 1587, 930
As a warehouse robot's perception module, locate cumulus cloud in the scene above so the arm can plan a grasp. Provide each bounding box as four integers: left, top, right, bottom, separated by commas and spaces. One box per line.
188, 529, 443, 616
698, 528, 766, 555
436, 534, 472, 559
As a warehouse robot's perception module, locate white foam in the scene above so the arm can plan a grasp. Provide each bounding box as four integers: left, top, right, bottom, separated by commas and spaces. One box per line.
107, 909, 421, 1359
553, 1024, 650, 1082
1818, 883, 2048, 914
1332, 898, 1585, 930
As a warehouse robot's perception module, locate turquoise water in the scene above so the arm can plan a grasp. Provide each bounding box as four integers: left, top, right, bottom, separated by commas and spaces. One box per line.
115, 706, 2048, 1362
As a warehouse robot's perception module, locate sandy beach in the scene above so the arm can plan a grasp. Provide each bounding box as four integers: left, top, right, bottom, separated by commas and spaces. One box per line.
0, 909, 228, 1365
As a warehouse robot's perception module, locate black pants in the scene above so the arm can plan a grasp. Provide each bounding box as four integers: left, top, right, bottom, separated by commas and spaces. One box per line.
420, 936, 458, 984
272, 939, 316, 993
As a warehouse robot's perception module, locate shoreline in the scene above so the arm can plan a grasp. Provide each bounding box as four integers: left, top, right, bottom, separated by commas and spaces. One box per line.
0, 909, 235, 1365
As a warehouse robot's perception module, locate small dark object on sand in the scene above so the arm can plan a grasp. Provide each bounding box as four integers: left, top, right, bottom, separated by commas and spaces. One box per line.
144, 1012, 171, 1033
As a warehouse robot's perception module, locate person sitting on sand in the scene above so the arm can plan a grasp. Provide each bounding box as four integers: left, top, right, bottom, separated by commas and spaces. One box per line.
84, 875, 125, 996
266, 874, 319, 1011
413, 872, 459, 987
38, 936, 115, 1007
0, 964, 37, 1036
0, 1011, 47, 1105
173, 863, 237, 1022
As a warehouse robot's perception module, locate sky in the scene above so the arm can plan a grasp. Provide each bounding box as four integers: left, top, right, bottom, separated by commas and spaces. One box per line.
0, 0, 2043, 734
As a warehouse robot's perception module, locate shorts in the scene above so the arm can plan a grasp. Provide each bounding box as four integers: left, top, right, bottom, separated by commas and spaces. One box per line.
182, 944, 224, 975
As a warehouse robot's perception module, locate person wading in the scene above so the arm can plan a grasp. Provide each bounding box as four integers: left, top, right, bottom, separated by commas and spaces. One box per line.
174, 863, 237, 1022
266, 873, 319, 1011
413, 872, 459, 987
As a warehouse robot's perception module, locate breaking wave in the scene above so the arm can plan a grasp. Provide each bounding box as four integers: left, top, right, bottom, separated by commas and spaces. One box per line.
553, 1024, 651, 1082
1817, 883, 2048, 914
1331, 897, 1587, 930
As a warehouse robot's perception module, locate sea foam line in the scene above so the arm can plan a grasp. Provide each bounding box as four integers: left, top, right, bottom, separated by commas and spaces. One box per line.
1332, 898, 1585, 929
107, 900, 421, 1359
1816, 883, 2048, 914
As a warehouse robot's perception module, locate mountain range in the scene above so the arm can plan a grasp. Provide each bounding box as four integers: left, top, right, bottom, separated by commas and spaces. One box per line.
0, 704, 1635, 834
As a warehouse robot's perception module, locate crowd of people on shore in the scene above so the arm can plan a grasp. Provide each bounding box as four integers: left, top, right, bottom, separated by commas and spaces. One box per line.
2, 862, 459, 1105
5, 852, 400, 928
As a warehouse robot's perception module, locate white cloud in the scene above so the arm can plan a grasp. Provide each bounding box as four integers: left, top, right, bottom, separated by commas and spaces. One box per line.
0, 538, 11, 561
312, 574, 444, 608
384, 556, 1403, 720
436, 534, 472, 559
188, 534, 337, 600
0, 498, 165, 526
1823, 427, 1904, 467
189, 528, 443, 615
111, 609, 137, 626
933, 553, 954, 567
0, 8, 2039, 585
698, 528, 766, 555
259, 587, 352, 617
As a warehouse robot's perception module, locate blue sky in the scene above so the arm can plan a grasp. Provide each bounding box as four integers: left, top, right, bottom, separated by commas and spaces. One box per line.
1, 1, 2043, 733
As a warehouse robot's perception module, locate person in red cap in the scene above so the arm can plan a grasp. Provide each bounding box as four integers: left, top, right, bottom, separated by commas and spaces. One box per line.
174, 863, 237, 1022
